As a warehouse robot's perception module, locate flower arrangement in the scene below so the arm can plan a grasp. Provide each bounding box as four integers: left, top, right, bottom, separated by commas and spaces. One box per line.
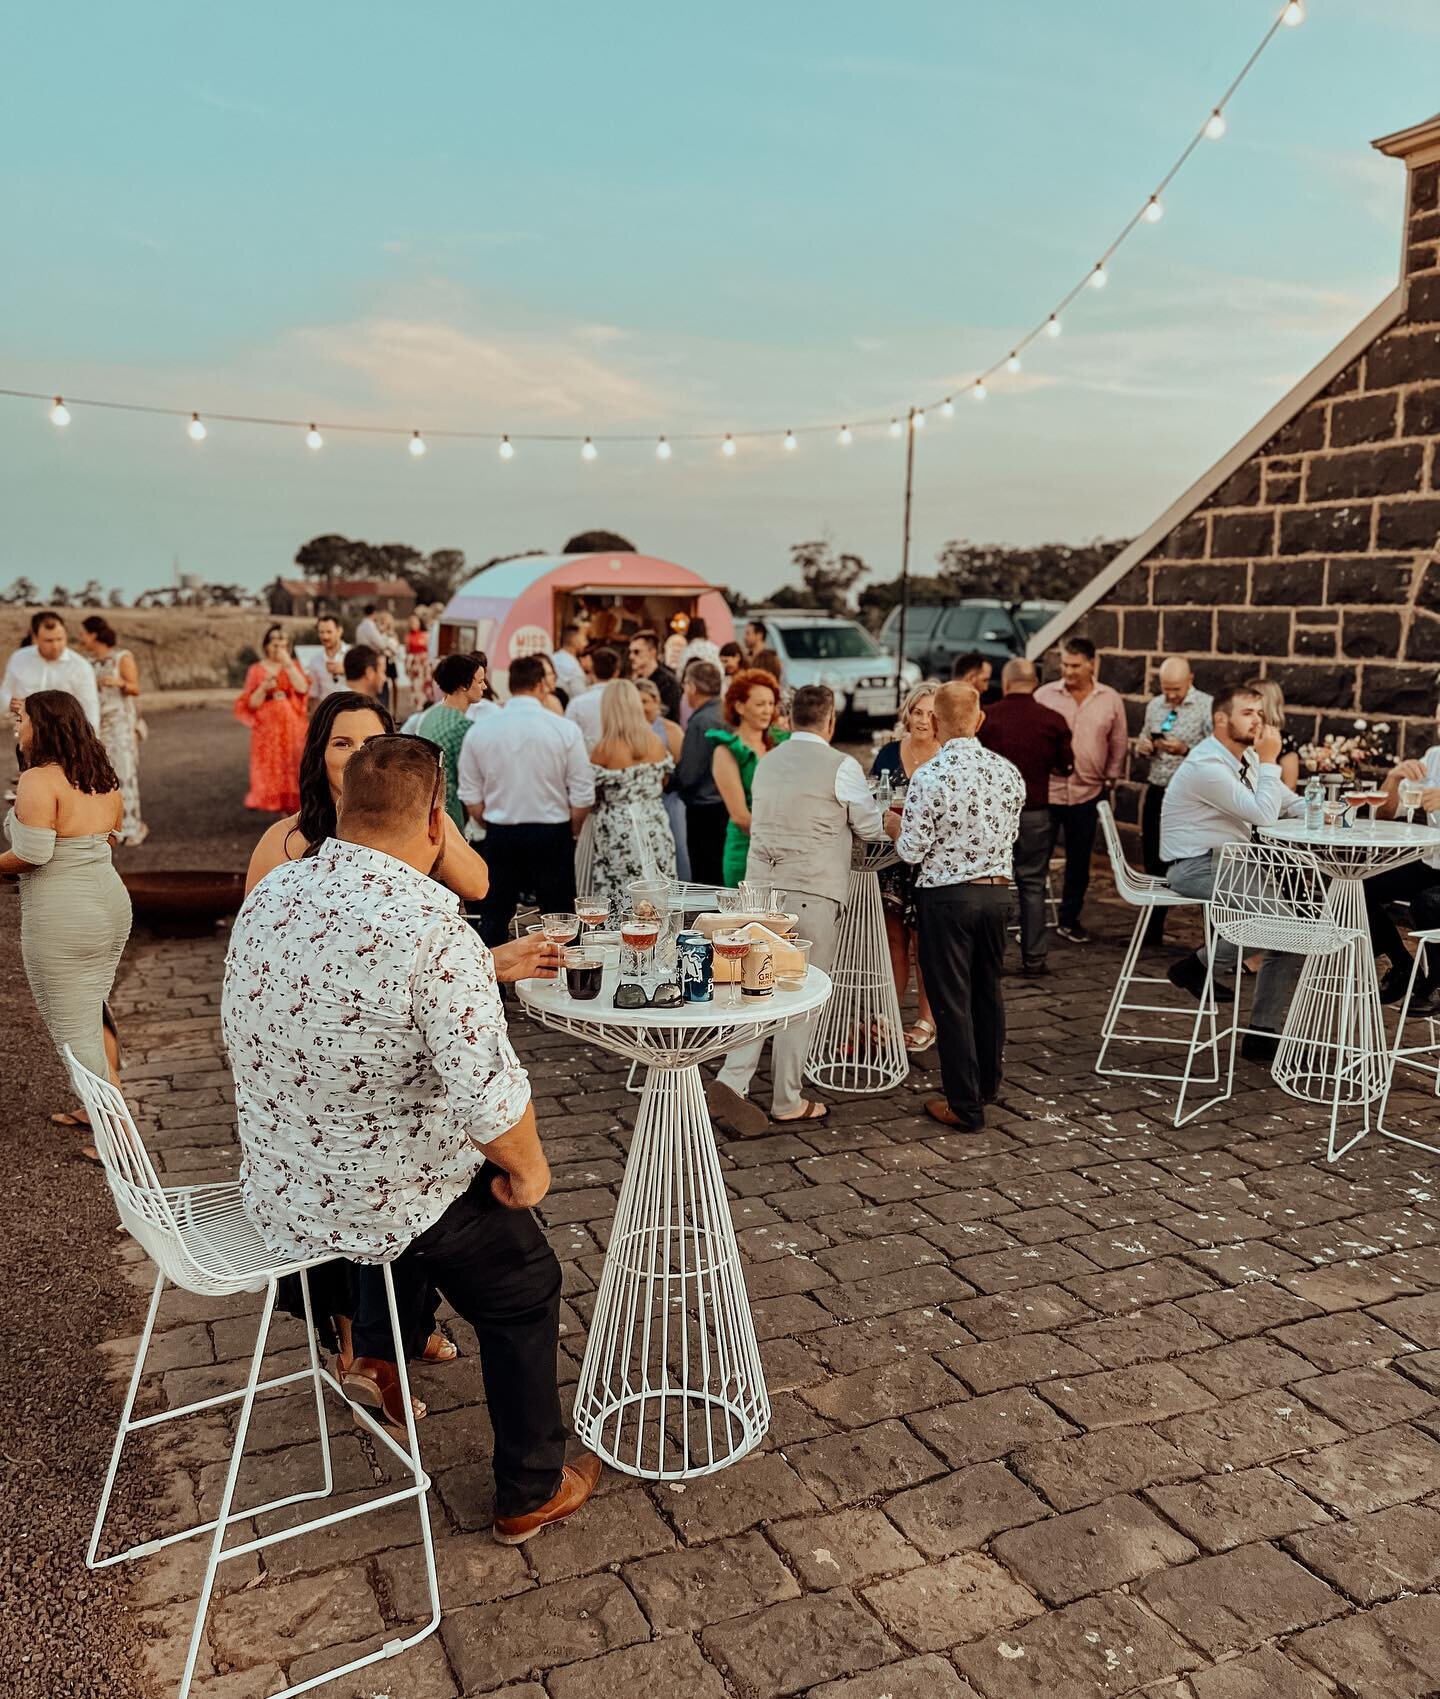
1298, 718, 1393, 779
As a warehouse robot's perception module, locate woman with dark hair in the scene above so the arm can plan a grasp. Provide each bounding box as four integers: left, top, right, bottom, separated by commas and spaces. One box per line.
234, 625, 309, 812
707, 667, 786, 886
0, 690, 132, 1152
79, 615, 146, 844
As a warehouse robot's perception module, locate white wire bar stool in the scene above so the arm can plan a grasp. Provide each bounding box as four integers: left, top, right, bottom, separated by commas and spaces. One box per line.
1093, 801, 1205, 1081
1173, 841, 1365, 1157
1377, 928, 1440, 1155
68, 1048, 440, 1699
805, 840, 908, 1094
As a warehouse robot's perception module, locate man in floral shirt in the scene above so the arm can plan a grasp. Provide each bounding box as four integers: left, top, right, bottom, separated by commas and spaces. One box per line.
897, 681, 1025, 1131
222, 734, 600, 1545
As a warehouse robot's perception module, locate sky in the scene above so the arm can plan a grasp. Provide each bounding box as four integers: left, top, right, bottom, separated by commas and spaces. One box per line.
2, 1, 1437, 604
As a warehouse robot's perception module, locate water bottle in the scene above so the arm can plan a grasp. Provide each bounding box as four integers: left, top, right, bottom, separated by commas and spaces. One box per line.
1304, 774, 1324, 832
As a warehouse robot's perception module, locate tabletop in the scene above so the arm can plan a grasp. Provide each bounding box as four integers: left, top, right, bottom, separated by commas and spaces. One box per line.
519, 963, 833, 1032
1259, 818, 1440, 853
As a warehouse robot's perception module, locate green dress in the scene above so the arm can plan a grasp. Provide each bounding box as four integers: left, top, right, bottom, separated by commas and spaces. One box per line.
416, 702, 472, 830
705, 727, 788, 887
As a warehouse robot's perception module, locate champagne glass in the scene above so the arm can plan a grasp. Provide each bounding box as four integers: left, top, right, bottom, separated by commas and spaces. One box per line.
1399, 779, 1424, 825
541, 912, 581, 948
575, 893, 610, 935
712, 929, 750, 1009
619, 911, 662, 993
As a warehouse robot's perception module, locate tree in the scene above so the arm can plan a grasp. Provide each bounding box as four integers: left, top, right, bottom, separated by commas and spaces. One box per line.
107, 587, 127, 609
856, 574, 950, 632
765, 540, 869, 616
408, 547, 468, 605
294, 533, 375, 590
79, 579, 106, 607
1, 577, 39, 606
563, 529, 636, 555
934, 537, 1130, 604
49, 583, 73, 607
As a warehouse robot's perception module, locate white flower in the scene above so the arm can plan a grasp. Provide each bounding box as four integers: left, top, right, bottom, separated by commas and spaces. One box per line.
1377, 723, 1391, 733
1354, 718, 1368, 730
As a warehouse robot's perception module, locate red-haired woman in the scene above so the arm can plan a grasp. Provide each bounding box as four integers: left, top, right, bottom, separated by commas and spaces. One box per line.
706, 667, 787, 886
0, 690, 132, 1153
234, 625, 309, 812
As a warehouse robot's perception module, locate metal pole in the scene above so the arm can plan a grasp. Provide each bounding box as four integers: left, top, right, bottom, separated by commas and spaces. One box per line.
894, 406, 917, 719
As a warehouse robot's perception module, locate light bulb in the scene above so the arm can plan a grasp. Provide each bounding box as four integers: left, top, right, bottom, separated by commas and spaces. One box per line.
498, 435, 515, 460
187, 412, 207, 442
50, 397, 70, 428
1046, 314, 1062, 338
581, 437, 598, 460
1205, 108, 1227, 140
1282, 1, 1304, 25
656, 436, 672, 460
1090, 263, 1108, 290
722, 434, 737, 456
1006, 352, 1021, 374
306, 424, 324, 450
838, 425, 852, 446
408, 430, 426, 457
888, 419, 902, 439
912, 409, 925, 430
783, 430, 797, 451
939, 398, 954, 419
972, 380, 987, 402
1144, 196, 1164, 225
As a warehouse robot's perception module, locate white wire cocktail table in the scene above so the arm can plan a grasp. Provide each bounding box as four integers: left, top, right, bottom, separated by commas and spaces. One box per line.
519, 965, 832, 1479
1258, 818, 1440, 1149
805, 839, 907, 1093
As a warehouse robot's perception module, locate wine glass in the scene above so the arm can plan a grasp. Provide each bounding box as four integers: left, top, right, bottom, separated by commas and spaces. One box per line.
541, 912, 581, 948
619, 910, 662, 992
712, 929, 751, 1009
575, 894, 610, 935
1399, 779, 1425, 824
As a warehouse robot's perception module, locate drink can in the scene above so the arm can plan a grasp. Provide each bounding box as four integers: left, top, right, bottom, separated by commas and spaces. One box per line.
676, 930, 713, 1002
741, 937, 775, 998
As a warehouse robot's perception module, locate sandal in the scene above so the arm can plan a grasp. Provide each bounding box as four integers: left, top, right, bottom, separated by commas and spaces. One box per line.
773, 1099, 829, 1123
904, 1019, 936, 1054
51, 1109, 92, 1129
421, 1332, 459, 1364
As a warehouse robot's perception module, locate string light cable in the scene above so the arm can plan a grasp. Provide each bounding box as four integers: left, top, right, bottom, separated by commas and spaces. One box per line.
5, 2, 1305, 456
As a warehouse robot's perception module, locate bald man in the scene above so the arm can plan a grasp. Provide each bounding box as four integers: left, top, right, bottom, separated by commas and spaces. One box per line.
978, 659, 1073, 975
896, 682, 1025, 1130
1136, 658, 1212, 944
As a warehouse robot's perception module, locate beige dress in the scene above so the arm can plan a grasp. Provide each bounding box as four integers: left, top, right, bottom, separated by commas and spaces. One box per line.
6, 810, 132, 1076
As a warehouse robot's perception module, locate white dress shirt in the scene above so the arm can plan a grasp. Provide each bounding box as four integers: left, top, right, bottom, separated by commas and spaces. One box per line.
786, 731, 888, 840
1417, 745, 1440, 871
305, 643, 349, 700
897, 736, 1026, 887
2, 644, 101, 729
550, 647, 587, 697
1160, 734, 1305, 863
222, 839, 531, 1264
458, 694, 595, 824
354, 616, 388, 654
564, 685, 606, 750
465, 697, 501, 724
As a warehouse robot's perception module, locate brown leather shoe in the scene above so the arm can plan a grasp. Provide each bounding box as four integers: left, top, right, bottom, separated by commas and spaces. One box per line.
340, 1355, 427, 1429
492, 1452, 602, 1546
925, 1098, 984, 1132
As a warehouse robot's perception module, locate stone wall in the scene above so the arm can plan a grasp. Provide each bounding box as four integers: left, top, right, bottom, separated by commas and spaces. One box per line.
1064, 154, 1440, 819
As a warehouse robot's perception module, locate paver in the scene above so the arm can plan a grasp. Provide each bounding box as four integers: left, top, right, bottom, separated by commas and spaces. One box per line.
1274, 1420, 1440, 1515
1041, 1360, 1214, 1430
440, 1574, 649, 1690
701, 1591, 898, 1698
1145, 1464, 1332, 1551
623, 1531, 800, 1629
545, 1637, 729, 1699
766, 1506, 922, 1590
885, 1461, 1047, 1557
861, 1552, 1041, 1652
991, 1493, 1196, 1603
1286, 1500, 1440, 1604
807, 1655, 983, 1699
1180, 1644, 1336, 1698
785, 1419, 946, 1508
1138, 1541, 1344, 1656
1290, 1592, 1440, 1697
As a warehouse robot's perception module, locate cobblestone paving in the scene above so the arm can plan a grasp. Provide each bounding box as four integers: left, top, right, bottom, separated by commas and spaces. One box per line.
103, 902, 1440, 1698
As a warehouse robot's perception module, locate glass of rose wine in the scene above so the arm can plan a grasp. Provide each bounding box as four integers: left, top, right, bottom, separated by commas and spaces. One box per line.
619, 911, 662, 992
1399, 779, 1425, 825
712, 929, 751, 1009
541, 912, 581, 948
574, 894, 610, 935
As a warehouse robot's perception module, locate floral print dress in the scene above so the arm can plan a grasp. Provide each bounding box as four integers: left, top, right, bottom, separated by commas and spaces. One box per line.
589, 757, 676, 907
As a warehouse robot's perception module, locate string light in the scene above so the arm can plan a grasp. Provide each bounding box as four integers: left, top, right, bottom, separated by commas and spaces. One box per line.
1282, 1, 1304, 24
1006, 352, 1021, 374
306, 424, 323, 450
722, 433, 736, 456
783, 430, 797, 451
1205, 108, 1228, 140
581, 436, 598, 460
1046, 314, 1062, 338
187, 413, 207, 442
499, 435, 515, 459
1143, 196, 1164, 224
1089, 263, 1108, 290
837, 425, 852, 445
912, 408, 925, 430
939, 398, 954, 419
888, 419, 902, 438
50, 397, 70, 427
408, 430, 426, 457
972, 380, 987, 402
656, 436, 672, 460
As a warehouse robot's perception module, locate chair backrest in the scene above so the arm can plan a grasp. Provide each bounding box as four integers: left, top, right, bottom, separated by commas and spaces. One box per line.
1209, 840, 1352, 955
1097, 800, 1151, 905
63, 1047, 232, 1296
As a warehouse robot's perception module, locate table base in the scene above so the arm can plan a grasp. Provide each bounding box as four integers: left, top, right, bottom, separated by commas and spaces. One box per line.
573, 1062, 769, 1479
805, 868, 908, 1095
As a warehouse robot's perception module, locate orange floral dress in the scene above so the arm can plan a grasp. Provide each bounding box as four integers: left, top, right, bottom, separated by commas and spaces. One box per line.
234, 663, 308, 812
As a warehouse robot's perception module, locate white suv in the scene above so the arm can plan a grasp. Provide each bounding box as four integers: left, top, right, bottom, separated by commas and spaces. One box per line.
752, 611, 920, 725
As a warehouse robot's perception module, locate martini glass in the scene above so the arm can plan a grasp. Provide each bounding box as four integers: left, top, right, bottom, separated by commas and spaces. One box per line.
712, 930, 751, 1009
541, 911, 581, 947
575, 894, 610, 936
620, 911, 662, 994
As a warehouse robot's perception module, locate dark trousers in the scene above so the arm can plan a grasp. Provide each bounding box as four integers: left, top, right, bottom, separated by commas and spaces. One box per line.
917, 883, 1007, 1124
477, 821, 576, 948
1141, 784, 1169, 944
686, 802, 729, 887
1012, 807, 1052, 968
352, 1165, 566, 1519
1365, 861, 1440, 976
1048, 798, 1099, 928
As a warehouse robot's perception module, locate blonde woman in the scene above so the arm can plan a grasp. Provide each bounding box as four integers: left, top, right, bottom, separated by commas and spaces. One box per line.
871, 681, 943, 1051
589, 679, 676, 903
1244, 677, 1301, 790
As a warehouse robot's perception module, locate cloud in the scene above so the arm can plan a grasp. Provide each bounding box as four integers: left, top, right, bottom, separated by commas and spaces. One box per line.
189, 86, 269, 118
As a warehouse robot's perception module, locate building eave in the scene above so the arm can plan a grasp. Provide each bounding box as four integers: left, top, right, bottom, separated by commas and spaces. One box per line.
1024, 286, 1406, 662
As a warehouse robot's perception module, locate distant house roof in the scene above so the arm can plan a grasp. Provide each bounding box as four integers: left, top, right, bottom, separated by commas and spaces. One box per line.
276, 577, 415, 599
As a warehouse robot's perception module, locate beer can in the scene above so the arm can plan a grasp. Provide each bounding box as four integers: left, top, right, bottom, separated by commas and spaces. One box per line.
741, 937, 775, 998
676, 930, 713, 1003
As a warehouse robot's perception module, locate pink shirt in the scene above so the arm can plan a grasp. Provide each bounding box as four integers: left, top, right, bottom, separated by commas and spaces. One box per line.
1034, 679, 1129, 805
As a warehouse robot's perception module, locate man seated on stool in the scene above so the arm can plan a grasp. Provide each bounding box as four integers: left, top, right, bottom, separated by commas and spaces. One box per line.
222, 734, 599, 1546
896, 682, 1025, 1131
1161, 683, 1305, 1063
1370, 714, 1440, 1010
707, 683, 894, 1134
